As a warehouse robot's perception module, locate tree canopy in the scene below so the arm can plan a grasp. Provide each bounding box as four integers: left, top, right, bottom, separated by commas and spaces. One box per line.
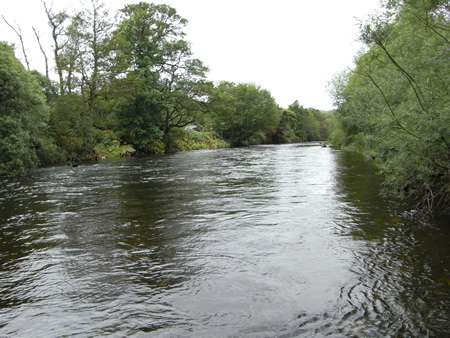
328, 0, 449, 211
1, 1, 328, 176
206, 82, 279, 147
0, 42, 56, 175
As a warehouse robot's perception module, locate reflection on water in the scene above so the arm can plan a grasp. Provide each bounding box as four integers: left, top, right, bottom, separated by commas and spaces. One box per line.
0, 144, 449, 336
329, 151, 450, 336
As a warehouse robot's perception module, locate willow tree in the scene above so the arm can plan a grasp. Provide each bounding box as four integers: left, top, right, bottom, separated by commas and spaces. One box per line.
330, 0, 449, 211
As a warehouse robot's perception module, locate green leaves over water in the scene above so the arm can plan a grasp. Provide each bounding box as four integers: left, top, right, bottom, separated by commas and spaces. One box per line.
329, 0, 449, 211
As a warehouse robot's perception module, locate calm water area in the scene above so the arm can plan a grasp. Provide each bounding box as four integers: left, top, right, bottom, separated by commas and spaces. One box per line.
0, 143, 449, 337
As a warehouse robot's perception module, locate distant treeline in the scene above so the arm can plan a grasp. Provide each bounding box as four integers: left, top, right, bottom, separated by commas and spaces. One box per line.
0, 1, 329, 176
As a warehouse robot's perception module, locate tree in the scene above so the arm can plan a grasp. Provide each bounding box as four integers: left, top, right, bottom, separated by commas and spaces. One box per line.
158, 56, 211, 152
0, 42, 54, 175
207, 82, 279, 146
49, 93, 100, 162
39, 1, 119, 160
329, 0, 450, 211
112, 2, 209, 152
76, 0, 114, 114
42, 1, 69, 95
289, 101, 309, 140
287, 101, 328, 141
270, 108, 297, 144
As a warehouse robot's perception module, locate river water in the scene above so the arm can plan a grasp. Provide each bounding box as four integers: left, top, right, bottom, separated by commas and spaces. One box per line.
0, 143, 449, 337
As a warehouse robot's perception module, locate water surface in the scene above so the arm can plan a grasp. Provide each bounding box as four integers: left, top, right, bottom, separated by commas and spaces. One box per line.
0, 144, 449, 336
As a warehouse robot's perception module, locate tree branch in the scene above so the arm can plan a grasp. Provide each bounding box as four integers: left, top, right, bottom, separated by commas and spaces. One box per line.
365, 73, 422, 140
32, 26, 49, 78
406, 10, 450, 43
2, 15, 30, 70
374, 39, 429, 114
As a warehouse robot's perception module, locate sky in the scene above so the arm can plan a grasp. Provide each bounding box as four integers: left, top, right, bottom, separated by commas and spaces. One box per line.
1, 0, 380, 110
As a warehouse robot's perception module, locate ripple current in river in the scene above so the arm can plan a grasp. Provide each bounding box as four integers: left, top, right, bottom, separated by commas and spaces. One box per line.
0, 143, 449, 336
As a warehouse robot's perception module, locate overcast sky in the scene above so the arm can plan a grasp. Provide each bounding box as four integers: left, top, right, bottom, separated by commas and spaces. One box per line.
1, 0, 380, 110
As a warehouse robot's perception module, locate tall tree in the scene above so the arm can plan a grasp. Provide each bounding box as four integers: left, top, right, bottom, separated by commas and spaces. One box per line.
77, 0, 114, 113
0, 42, 53, 175
60, 12, 85, 94
111, 2, 209, 152
158, 49, 210, 151
42, 0, 69, 95
329, 0, 450, 211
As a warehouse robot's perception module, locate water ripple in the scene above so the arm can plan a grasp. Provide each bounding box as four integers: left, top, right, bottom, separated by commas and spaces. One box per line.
0, 145, 449, 336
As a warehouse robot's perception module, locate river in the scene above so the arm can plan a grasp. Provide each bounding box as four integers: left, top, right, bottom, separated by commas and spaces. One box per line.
0, 143, 449, 337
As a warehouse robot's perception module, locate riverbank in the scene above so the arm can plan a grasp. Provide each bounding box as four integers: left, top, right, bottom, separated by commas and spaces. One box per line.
91, 130, 230, 161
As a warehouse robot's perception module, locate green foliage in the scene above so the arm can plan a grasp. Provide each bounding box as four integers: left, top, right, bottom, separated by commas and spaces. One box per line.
270, 108, 298, 144
112, 2, 209, 152
172, 129, 229, 151
329, 0, 450, 211
207, 82, 279, 146
49, 94, 100, 161
93, 130, 141, 158
0, 42, 53, 175
326, 114, 349, 149
3, 0, 338, 176
114, 95, 163, 153
29, 70, 58, 101
286, 101, 329, 142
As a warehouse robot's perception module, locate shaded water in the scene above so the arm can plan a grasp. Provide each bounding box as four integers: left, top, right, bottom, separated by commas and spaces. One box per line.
0, 144, 449, 336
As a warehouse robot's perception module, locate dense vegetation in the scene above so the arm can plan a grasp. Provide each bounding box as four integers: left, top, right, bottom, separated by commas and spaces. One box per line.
0, 43, 56, 175
2, 0, 448, 214
1, 1, 328, 176
328, 0, 449, 211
